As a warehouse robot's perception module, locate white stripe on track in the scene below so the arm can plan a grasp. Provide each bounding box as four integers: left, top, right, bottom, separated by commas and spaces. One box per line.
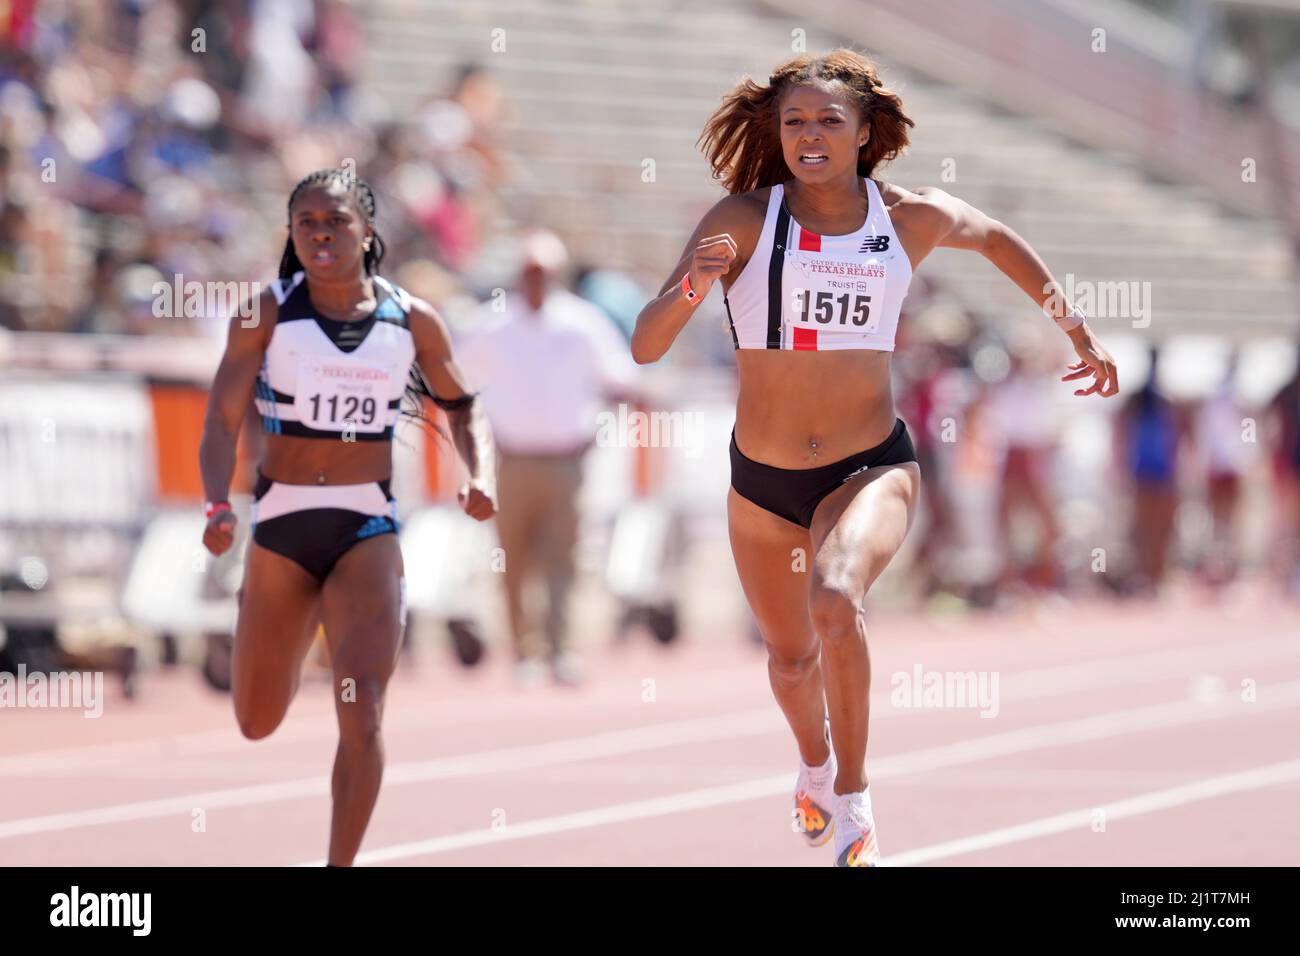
3, 631, 1289, 777
0, 709, 780, 839
345, 776, 794, 866
5, 661, 1297, 846
293, 680, 1300, 865
881, 758, 1300, 866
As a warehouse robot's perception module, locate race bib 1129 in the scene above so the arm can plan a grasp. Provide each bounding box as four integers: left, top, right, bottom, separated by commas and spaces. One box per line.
294, 359, 393, 432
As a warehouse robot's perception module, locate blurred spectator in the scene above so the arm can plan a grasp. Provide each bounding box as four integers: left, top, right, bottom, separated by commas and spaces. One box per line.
434, 61, 509, 189
240, 0, 318, 136
309, 0, 365, 116
574, 265, 649, 342
455, 230, 639, 687
1266, 351, 1300, 598
1193, 353, 1254, 588
989, 342, 1065, 593
948, 372, 1006, 607
1116, 347, 1185, 596
894, 322, 961, 600
404, 61, 511, 272
0, 193, 31, 330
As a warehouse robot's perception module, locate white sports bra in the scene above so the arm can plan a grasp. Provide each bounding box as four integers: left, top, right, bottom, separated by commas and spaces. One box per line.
253, 271, 417, 441
723, 178, 912, 352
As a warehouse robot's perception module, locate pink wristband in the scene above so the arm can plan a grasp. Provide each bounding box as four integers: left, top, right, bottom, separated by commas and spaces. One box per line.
680, 273, 700, 304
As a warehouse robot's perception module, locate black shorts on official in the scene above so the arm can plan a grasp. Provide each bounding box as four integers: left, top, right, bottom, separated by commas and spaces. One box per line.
250, 472, 400, 583
729, 417, 918, 529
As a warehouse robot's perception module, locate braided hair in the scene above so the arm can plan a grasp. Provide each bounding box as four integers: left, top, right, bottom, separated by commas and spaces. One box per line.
278, 167, 387, 279
278, 167, 451, 441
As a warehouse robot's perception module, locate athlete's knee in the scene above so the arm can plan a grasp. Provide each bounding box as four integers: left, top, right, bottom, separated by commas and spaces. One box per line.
807, 581, 863, 647
232, 673, 298, 741
237, 708, 283, 741
766, 643, 820, 684
335, 677, 386, 745
338, 717, 383, 753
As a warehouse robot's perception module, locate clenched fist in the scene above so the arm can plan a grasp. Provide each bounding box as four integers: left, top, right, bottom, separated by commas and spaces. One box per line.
687, 234, 738, 300
203, 510, 238, 556
458, 479, 497, 521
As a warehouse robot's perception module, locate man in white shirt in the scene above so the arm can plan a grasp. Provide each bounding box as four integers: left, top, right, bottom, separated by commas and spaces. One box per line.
456, 230, 639, 685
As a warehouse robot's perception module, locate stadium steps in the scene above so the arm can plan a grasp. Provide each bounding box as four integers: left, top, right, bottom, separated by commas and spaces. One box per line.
364, 0, 1297, 338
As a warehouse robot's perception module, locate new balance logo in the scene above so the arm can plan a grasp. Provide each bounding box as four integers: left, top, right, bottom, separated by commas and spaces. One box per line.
858, 236, 890, 253
841, 463, 872, 484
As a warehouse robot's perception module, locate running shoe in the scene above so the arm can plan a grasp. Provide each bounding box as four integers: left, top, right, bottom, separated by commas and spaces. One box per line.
793, 720, 836, 847
832, 788, 881, 867
514, 657, 548, 689
550, 651, 584, 688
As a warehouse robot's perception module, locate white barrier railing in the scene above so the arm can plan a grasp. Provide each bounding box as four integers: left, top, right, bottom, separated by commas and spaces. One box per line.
0, 374, 155, 527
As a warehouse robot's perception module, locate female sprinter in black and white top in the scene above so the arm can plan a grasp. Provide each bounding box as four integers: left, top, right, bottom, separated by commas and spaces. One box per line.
199, 168, 497, 866
632, 51, 1119, 866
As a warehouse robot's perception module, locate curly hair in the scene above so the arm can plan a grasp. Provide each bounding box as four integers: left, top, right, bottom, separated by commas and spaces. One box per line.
699, 49, 914, 195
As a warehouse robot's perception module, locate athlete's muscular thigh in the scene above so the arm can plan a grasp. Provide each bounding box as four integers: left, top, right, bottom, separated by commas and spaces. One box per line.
319, 535, 404, 737
728, 488, 816, 657
809, 461, 921, 596
232, 542, 322, 739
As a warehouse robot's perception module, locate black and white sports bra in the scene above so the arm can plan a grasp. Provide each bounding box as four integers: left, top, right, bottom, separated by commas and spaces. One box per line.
723, 178, 912, 352
253, 271, 416, 441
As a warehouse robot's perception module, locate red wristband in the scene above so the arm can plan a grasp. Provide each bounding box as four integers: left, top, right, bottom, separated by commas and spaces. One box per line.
680, 272, 700, 304
205, 501, 232, 519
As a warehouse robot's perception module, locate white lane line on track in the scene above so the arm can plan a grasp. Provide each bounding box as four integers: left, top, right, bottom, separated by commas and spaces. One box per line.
3, 632, 1290, 777
877, 765, 1300, 793
346, 776, 796, 866
880, 758, 1300, 866
0, 709, 781, 839
0, 663, 767, 775
292, 680, 1300, 865
8, 672, 1299, 845
5, 671, 1298, 846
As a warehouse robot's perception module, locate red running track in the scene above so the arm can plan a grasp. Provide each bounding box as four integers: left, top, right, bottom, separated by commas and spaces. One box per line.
1, 592, 1298, 866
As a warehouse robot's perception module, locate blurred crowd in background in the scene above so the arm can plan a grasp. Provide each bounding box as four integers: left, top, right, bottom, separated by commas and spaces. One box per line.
889, 287, 1300, 607
3, 0, 1300, 696
0, 0, 521, 338
0, 0, 656, 339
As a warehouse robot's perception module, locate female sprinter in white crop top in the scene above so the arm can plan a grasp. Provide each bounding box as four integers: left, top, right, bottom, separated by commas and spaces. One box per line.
199, 168, 498, 866
631, 50, 1120, 866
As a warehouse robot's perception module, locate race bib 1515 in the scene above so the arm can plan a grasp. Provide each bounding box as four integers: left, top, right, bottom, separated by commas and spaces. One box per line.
785, 253, 889, 339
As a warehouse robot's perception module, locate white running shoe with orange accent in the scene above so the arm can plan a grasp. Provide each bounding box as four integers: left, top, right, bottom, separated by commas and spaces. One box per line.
832, 788, 881, 867
793, 722, 836, 847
